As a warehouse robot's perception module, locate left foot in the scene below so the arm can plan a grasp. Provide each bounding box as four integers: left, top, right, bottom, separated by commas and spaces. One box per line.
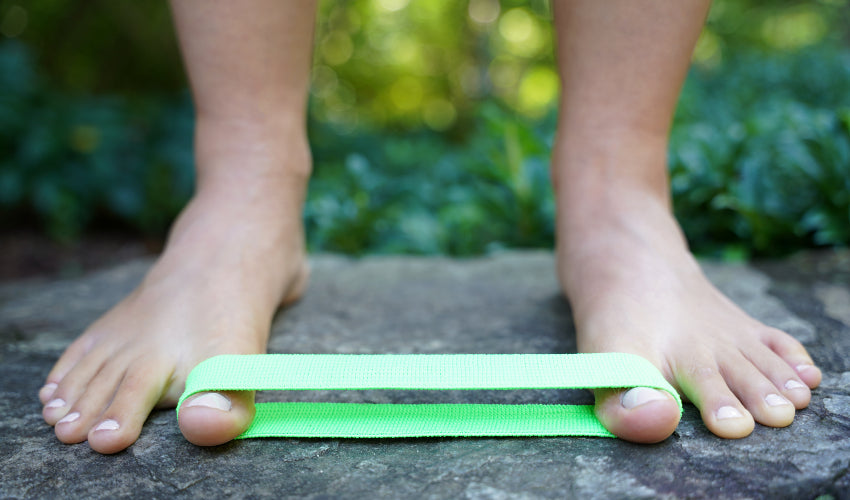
39, 127, 312, 454
553, 148, 822, 443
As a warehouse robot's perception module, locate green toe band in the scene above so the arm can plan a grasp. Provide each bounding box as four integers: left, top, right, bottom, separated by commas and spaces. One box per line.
177, 353, 682, 439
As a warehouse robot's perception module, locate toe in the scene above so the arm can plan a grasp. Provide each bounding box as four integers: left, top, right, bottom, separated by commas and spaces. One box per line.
42, 345, 114, 425
794, 363, 822, 389
54, 358, 129, 444
594, 387, 681, 443
178, 391, 255, 446
38, 383, 58, 405
54, 411, 87, 444
676, 361, 754, 439
721, 357, 795, 428
44, 333, 96, 387
86, 359, 168, 454
763, 329, 822, 389
741, 342, 812, 410
781, 377, 812, 409
42, 395, 71, 425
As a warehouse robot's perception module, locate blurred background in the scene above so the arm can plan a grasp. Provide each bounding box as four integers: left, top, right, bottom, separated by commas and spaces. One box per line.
1, 0, 849, 279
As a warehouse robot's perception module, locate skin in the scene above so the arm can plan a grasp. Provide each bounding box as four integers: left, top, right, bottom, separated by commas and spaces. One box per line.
551, 0, 820, 442
40, 0, 821, 453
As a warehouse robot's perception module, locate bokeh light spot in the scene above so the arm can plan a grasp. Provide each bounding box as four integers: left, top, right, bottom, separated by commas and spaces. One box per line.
390, 76, 424, 112
1, 5, 28, 38
321, 31, 354, 66
496, 8, 544, 57
423, 99, 457, 130
498, 8, 533, 43
488, 59, 521, 92
760, 8, 827, 50
693, 29, 722, 68
69, 126, 100, 154
388, 35, 419, 65
311, 65, 339, 97
377, 0, 410, 13
469, 0, 500, 25
517, 66, 559, 118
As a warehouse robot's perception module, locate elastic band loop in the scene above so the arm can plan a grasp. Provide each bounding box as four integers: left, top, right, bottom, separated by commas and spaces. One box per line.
177, 353, 681, 439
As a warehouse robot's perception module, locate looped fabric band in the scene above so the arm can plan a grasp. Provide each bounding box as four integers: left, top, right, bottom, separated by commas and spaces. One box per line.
177, 353, 681, 439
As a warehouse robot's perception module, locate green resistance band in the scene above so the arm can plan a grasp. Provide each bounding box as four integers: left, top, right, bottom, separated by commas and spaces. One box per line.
177, 353, 681, 439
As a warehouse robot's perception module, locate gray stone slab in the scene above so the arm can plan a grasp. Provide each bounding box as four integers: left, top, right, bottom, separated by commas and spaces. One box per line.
1, 251, 848, 499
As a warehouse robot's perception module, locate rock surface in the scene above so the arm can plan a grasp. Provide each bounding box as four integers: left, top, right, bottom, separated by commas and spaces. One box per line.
1, 251, 848, 499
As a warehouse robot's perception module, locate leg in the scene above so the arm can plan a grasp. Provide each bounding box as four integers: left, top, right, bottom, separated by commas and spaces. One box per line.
39, 0, 316, 454
551, 0, 821, 442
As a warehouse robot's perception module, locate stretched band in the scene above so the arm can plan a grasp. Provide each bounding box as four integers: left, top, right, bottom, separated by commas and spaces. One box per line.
177, 353, 681, 439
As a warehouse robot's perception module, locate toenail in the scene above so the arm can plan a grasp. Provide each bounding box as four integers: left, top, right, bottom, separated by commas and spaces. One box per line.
796, 364, 815, 373
41, 383, 57, 393
716, 406, 744, 420
184, 392, 231, 412
45, 398, 66, 409
94, 419, 120, 432
765, 393, 792, 407
620, 387, 668, 409
57, 412, 80, 424
784, 380, 807, 390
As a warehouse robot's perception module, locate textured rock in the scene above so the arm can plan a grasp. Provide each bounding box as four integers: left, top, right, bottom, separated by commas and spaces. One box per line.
1, 251, 848, 499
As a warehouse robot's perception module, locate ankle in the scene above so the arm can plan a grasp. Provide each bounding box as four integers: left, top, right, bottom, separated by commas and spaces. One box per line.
554, 172, 675, 253
152, 183, 307, 305
166, 160, 308, 263
551, 126, 670, 201
553, 165, 692, 304
551, 126, 676, 247
194, 114, 313, 185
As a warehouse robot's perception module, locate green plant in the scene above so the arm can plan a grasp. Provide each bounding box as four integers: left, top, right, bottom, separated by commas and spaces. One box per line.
1, 40, 849, 257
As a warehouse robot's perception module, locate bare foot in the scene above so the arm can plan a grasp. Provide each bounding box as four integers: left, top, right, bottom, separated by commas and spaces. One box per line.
554, 153, 822, 443
39, 138, 310, 454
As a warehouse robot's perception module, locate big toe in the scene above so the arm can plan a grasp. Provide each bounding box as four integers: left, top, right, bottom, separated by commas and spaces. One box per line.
178, 391, 255, 446
594, 387, 681, 444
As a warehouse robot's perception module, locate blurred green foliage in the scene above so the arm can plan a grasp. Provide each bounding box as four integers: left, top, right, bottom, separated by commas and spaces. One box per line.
671, 47, 850, 257
1, 0, 849, 257
0, 41, 194, 241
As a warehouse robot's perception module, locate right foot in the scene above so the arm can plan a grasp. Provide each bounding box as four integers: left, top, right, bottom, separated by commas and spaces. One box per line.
552, 140, 821, 443
40, 133, 311, 454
